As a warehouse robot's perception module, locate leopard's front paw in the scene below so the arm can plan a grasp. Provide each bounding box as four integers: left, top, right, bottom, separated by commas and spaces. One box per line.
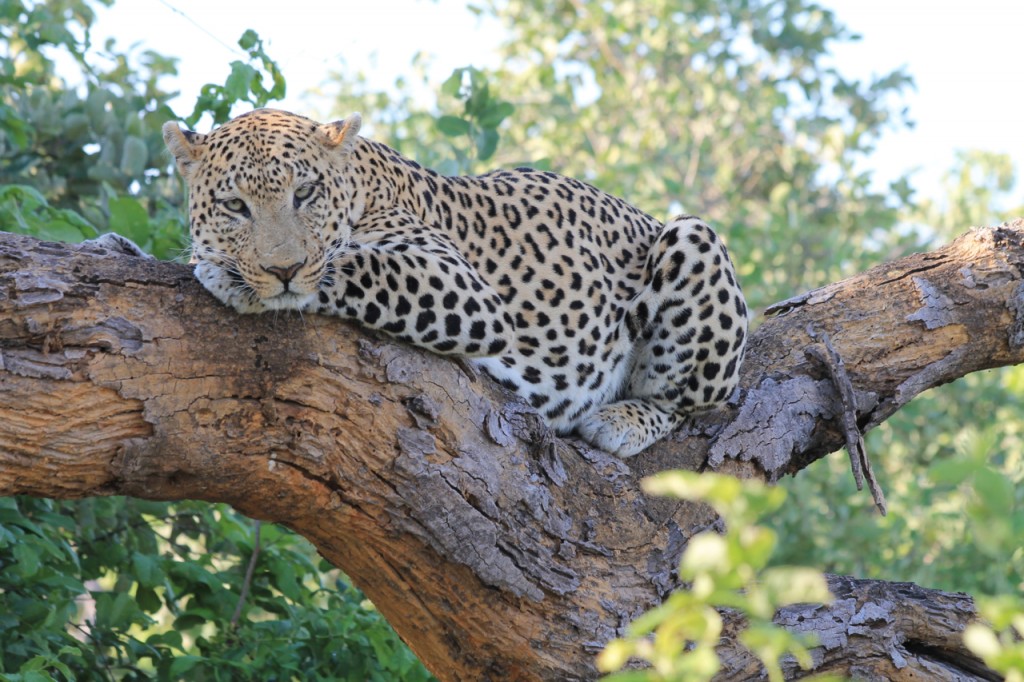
82, 233, 154, 259
576, 415, 644, 457
575, 399, 681, 458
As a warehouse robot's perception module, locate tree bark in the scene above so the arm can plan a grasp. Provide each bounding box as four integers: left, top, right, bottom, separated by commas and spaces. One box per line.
1, 220, 1022, 680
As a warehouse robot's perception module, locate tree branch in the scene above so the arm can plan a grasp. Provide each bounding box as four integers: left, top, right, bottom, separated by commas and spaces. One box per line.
2, 220, 1021, 679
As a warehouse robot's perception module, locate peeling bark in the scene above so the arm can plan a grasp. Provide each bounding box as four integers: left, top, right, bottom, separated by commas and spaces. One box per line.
2, 220, 1023, 680
724, 576, 995, 682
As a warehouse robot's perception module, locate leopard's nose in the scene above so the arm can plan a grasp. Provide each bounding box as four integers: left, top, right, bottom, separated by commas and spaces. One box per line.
263, 260, 306, 284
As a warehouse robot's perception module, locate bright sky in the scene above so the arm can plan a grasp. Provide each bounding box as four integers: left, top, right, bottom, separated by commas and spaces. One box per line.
91, 0, 1023, 212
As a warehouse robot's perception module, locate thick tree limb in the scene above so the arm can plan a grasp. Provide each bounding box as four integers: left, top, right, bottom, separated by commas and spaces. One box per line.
2, 220, 1022, 680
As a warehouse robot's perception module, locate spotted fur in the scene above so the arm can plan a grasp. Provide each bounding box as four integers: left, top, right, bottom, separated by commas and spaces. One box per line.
159, 109, 748, 457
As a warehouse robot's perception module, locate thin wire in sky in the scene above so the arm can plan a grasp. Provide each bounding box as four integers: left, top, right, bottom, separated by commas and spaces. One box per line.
153, 0, 245, 58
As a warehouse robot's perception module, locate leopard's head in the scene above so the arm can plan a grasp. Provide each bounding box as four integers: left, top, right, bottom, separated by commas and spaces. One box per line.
163, 108, 362, 312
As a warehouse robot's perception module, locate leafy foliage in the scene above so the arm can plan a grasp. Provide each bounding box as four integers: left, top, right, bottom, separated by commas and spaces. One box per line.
964, 595, 1024, 682
597, 472, 832, 681
187, 29, 286, 128
433, 66, 516, 173
1, 0, 183, 257
0, 497, 431, 681
331, 63, 518, 177
0, 184, 97, 242
915, 149, 1024, 241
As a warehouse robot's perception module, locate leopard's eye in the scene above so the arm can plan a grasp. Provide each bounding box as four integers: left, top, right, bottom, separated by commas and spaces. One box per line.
222, 198, 250, 217
293, 183, 316, 207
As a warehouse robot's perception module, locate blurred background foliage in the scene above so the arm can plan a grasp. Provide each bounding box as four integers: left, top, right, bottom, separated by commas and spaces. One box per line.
1, 0, 1021, 678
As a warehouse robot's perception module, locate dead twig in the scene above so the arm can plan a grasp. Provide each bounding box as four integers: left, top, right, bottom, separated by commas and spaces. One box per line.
806, 330, 887, 515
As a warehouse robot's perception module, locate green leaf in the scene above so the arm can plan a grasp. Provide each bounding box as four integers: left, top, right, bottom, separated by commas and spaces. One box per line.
38, 219, 89, 243
760, 567, 833, 606
596, 639, 633, 673
680, 533, 730, 577
106, 590, 137, 627
225, 62, 258, 102
20, 601, 51, 626
136, 585, 162, 613
0, 184, 48, 210
120, 135, 149, 176
147, 629, 184, 650
474, 127, 499, 161
477, 101, 514, 129
40, 573, 87, 595
108, 196, 149, 245
928, 457, 978, 486
0, 103, 33, 147
85, 88, 110, 127
973, 467, 1014, 516
174, 609, 213, 630
441, 69, 464, 97
13, 543, 41, 577
54, 208, 98, 237
269, 557, 301, 601
436, 115, 471, 137
131, 552, 160, 588
168, 655, 205, 677
238, 29, 259, 52
22, 652, 73, 679
56, 645, 83, 659
465, 80, 491, 116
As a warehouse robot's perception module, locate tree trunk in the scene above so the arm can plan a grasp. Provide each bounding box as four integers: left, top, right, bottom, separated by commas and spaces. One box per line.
1, 220, 1022, 680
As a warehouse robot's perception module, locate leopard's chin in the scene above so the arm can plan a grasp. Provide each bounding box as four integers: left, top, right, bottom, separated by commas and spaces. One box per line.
259, 291, 317, 311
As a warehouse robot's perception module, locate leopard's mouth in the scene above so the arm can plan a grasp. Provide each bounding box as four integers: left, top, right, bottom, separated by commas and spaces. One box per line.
260, 290, 317, 311
221, 261, 320, 311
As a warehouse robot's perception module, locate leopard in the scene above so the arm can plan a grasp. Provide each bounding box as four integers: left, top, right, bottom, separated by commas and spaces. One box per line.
99, 108, 749, 458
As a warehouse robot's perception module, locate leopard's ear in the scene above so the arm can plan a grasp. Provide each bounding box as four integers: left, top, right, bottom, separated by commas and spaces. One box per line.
317, 113, 362, 157
162, 121, 206, 182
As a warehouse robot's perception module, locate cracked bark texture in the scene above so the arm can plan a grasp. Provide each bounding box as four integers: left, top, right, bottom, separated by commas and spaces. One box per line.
2, 220, 1023, 680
